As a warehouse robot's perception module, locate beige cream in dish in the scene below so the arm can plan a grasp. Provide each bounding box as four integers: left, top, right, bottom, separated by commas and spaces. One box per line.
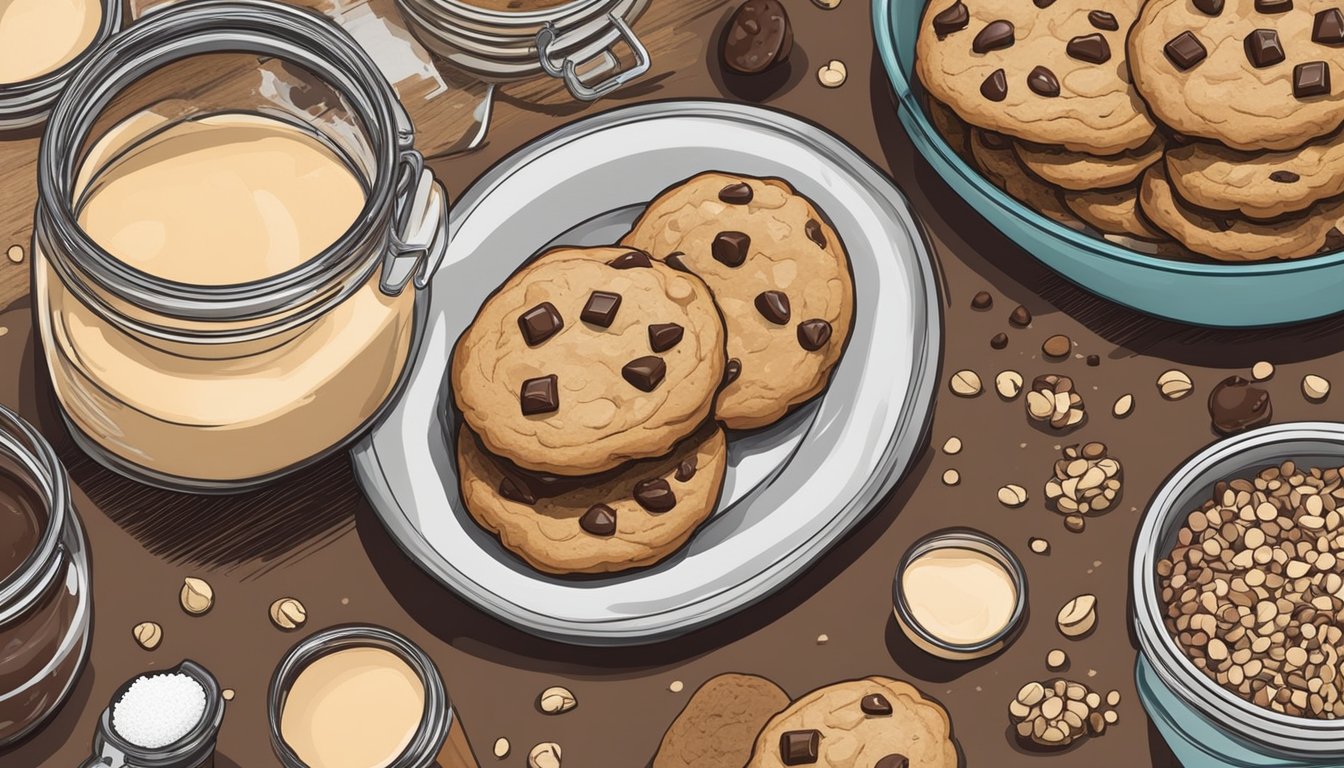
0, 0, 101, 84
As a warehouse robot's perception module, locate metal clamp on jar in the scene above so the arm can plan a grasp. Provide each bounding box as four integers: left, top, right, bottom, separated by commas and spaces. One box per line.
33, 0, 448, 493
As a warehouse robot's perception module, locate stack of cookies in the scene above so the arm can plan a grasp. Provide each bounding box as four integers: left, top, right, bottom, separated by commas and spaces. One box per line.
916, 0, 1344, 262
450, 173, 854, 575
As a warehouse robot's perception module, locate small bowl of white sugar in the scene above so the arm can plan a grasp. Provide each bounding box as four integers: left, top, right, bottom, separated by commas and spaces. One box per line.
81, 660, 226, 768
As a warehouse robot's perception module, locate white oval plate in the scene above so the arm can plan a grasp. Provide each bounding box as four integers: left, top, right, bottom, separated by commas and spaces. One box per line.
351, 101, 941, 645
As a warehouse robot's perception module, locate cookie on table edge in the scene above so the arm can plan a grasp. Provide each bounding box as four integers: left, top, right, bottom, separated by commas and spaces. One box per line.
652, 673, 791, 768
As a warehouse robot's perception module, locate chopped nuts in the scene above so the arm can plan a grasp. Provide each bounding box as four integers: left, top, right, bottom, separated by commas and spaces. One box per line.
1009, 678, 1109, 748
1042, 335, 1072, 359
494, 738, 510, 759
1304, 374, 1331, 402
998, 484, 1029, 508
269, 597, 307, 631
180, 577, 213, 615
942, 469, 961, 486
942, 436, 962, 455
817, 633, 829, 644
1252, 361, 1275, 381
1044, 443, 1123, 524
1057, 594, 1098, 638
133, 622, 162, 651
950, 370, 982, 397
996, 370, 1024, 400
1112, 394, 1133, 418
1046, 649, 1068, 669
1158, 369, 1193, 400
539, 686, 577, 714
1064, 514, 1086, 533
528, 742, 562, 768
1029, 537, 1051, 555
1026, 375, 1086, 430
817, 59, 847, 87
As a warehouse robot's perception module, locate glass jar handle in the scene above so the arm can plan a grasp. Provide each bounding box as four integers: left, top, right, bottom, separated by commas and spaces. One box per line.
381, 148, 449, 296
535, 13, 650, 102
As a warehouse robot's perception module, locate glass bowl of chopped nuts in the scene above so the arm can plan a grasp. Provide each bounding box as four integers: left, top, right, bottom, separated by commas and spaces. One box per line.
1134, 422, 1344, 765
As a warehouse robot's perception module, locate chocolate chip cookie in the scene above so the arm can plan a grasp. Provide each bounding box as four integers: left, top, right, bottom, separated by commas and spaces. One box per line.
916, 0, 1156, 155
622, 173, 854, 431
1065, 185, 1167, 241
1167, 132, 1344, 220
1129, 1, 1344, 151
970, 130, 1074, 225
746, 677, 960, 768
1015, 134, 1165, 191
456, 423, 727, 574
653, 674, 790, 768
451, 246, 726, 476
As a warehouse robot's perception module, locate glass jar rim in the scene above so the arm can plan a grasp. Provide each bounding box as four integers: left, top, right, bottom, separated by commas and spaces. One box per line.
0, 404, 73, 628
36, 0, 408, 327
0, 0, 122, 126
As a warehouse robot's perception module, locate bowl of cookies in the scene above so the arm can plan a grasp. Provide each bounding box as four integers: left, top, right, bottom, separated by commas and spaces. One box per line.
877, 0, 1344, 327
352, 101, 941, 645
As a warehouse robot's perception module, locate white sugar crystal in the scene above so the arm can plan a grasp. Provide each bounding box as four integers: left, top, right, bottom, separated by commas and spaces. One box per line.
112, 672, 206, 749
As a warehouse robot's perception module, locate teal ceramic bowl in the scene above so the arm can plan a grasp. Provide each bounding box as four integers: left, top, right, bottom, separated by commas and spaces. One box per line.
874, 0, 1344, 328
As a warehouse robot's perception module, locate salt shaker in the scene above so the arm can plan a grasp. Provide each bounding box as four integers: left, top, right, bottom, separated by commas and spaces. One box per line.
80, 660, 226, 768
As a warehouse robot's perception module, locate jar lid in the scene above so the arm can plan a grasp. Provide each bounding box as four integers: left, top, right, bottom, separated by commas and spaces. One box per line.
0, 0, 123, 130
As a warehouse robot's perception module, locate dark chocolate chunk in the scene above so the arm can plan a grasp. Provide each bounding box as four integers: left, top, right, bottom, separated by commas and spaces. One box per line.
990, 332, 1008, 350
1271, 170, 1301, 183
634, 478, 676, 513
622, 356, 667, 392
609, 250, 652, 269
971, 291, 993, 310
798, 319, 832, 351
973, 20, 1015, 54
1209, 375, 1272, 435
581, 291, 622, 327
861, 693, 893, 716
1028, 66, 1061, 97
804, 219, 828, 248
755, 290, 792, 324
1315, 9, 1344, 44
1067, 33, 1112, 64
980, 68, 1009, 101
518, 302, 563, 346
675, 458, 697, 482
719, 182, 754, 204
1010, 305, 1032, 326
1034, 0, 1055, 6
1244, 29, 1285, 68
648, 323, 685, 352
1165, 31, 1208, 70
931, 1, 969, 37
725, 359, 742, 385
580, 504, 617, 536
520, 375, 559, 416
713, 231, 751, 267
1255, 0, 1292, 11
1295, 61, 1332, 98
723, 0, 793, 75
1193, 0, 1224, 12
1086, 354, 1101, 366
1088, 10, 1119, 31
664, 252, 692, 272
875, 757, 910, 768
779, 730, 820, 765
499, 477, 536, 505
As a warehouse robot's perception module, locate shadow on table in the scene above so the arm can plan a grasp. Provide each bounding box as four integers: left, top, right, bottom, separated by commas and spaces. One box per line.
867, 57, 1344, 369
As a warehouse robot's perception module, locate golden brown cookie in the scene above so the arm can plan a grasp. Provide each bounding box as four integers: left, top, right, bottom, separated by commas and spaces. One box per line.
927, 98, 972, 159
970, 130, 1075, 225
456, 423, 727, 575
746, 677, 960, 768
653, 674, 790, 768
451, 245, 725, 476
1167, 132, 1344, 220
622, 173, 854, 431
1065, 185, 1167, 241
1015, 134, 1164, 191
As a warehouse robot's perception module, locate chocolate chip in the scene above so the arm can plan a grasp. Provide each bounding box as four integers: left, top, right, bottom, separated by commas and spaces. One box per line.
1244, 29, 1285, 68
1271, 170, 1301, 183
1193, 0, 1224, 14
648, 323, 685, 352
1165, 32, 1208, 70
1088, 10, 1119, 31
675, 458, 697, 482
1028, 66, 1060, 97
520, 375, 559, 415
609, 250, 652, 269
1067, 33, 1111, 64
664, 252, 692, 272
719, 182, 754, 204
581, 291, 622, 327
971, 291, 993, 310
874, 757, 909, 768
1209, 375, 1272, 436
1295, 61, 1332, 98
755, 290, 791, 324
1034, 0, 1055, 6
622, 356, 667, 392
580, 504, 617, 536
1042, 334, 1072, 358
797, 319, 832, 350
723, 0, 793, 75
518, 302, 563, 346
1255, 0, 1292, 11
861, 693, 893, 716
1087, 354, 1101, 366
805, 219, 828, 248
499, 477, 536, 505
931, 0, 969, 37
991, 332, 1008, 349
779, 730, 820, 765
1315, 9, 1344, 44
634, 478, 676, 513
980, 68, 1009, 101
725, 359, 742, 385
1009, 305, 1032, 326
973, 20, 1014, 54
713, 231, 750, 267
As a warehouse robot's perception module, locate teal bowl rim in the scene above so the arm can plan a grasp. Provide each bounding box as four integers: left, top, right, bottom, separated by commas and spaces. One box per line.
873, 0, 1344, 280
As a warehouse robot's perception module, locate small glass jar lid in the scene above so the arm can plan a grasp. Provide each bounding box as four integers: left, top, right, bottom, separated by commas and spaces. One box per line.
0, 0, 122, 130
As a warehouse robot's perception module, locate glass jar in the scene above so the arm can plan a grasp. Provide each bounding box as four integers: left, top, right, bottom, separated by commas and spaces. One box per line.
0, 0, 122, 130
0, 404, 91, 747
34, 0, 448, 493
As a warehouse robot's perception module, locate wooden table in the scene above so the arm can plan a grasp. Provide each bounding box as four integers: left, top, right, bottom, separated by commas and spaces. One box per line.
13, 0, 1331, 764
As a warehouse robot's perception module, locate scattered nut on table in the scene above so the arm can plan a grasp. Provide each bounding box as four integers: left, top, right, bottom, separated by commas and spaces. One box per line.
221, 689, 235, 701
1252, 361, 1275, 381
6, 245, 23, 264
1010, 305, 1032, 327
1046, 649, 1068, 669
1057, 594, 1098, 638
1026, 375, 1085, 430
1304, 374, 1331, 402
817, 59, 847, 88
528, 742, 562, 768
1045, 443, 1123, 521
132, 621, 162, 650
1112, 393, 1133, 419
269, 597, 307, 631
1064, 514, 1086, 533
1042, 334, 1072, 359
998, 484, 1029, 508
1029, 537, 1050, 555
812, 0, 841, 7
1009, 678, 1110, 748
539, 686, 577, 715
1157, 369, 1193, 400
942, 469, 960, 486
493, 738, 510, 759
180, 577, 213, 615
996, 370, 1023, 400
949, 369, 982, 397
942, 436, 962, 455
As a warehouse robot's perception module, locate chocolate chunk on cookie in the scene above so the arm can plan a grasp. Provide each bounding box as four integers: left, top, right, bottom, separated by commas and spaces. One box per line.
652, 674, 790, 768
